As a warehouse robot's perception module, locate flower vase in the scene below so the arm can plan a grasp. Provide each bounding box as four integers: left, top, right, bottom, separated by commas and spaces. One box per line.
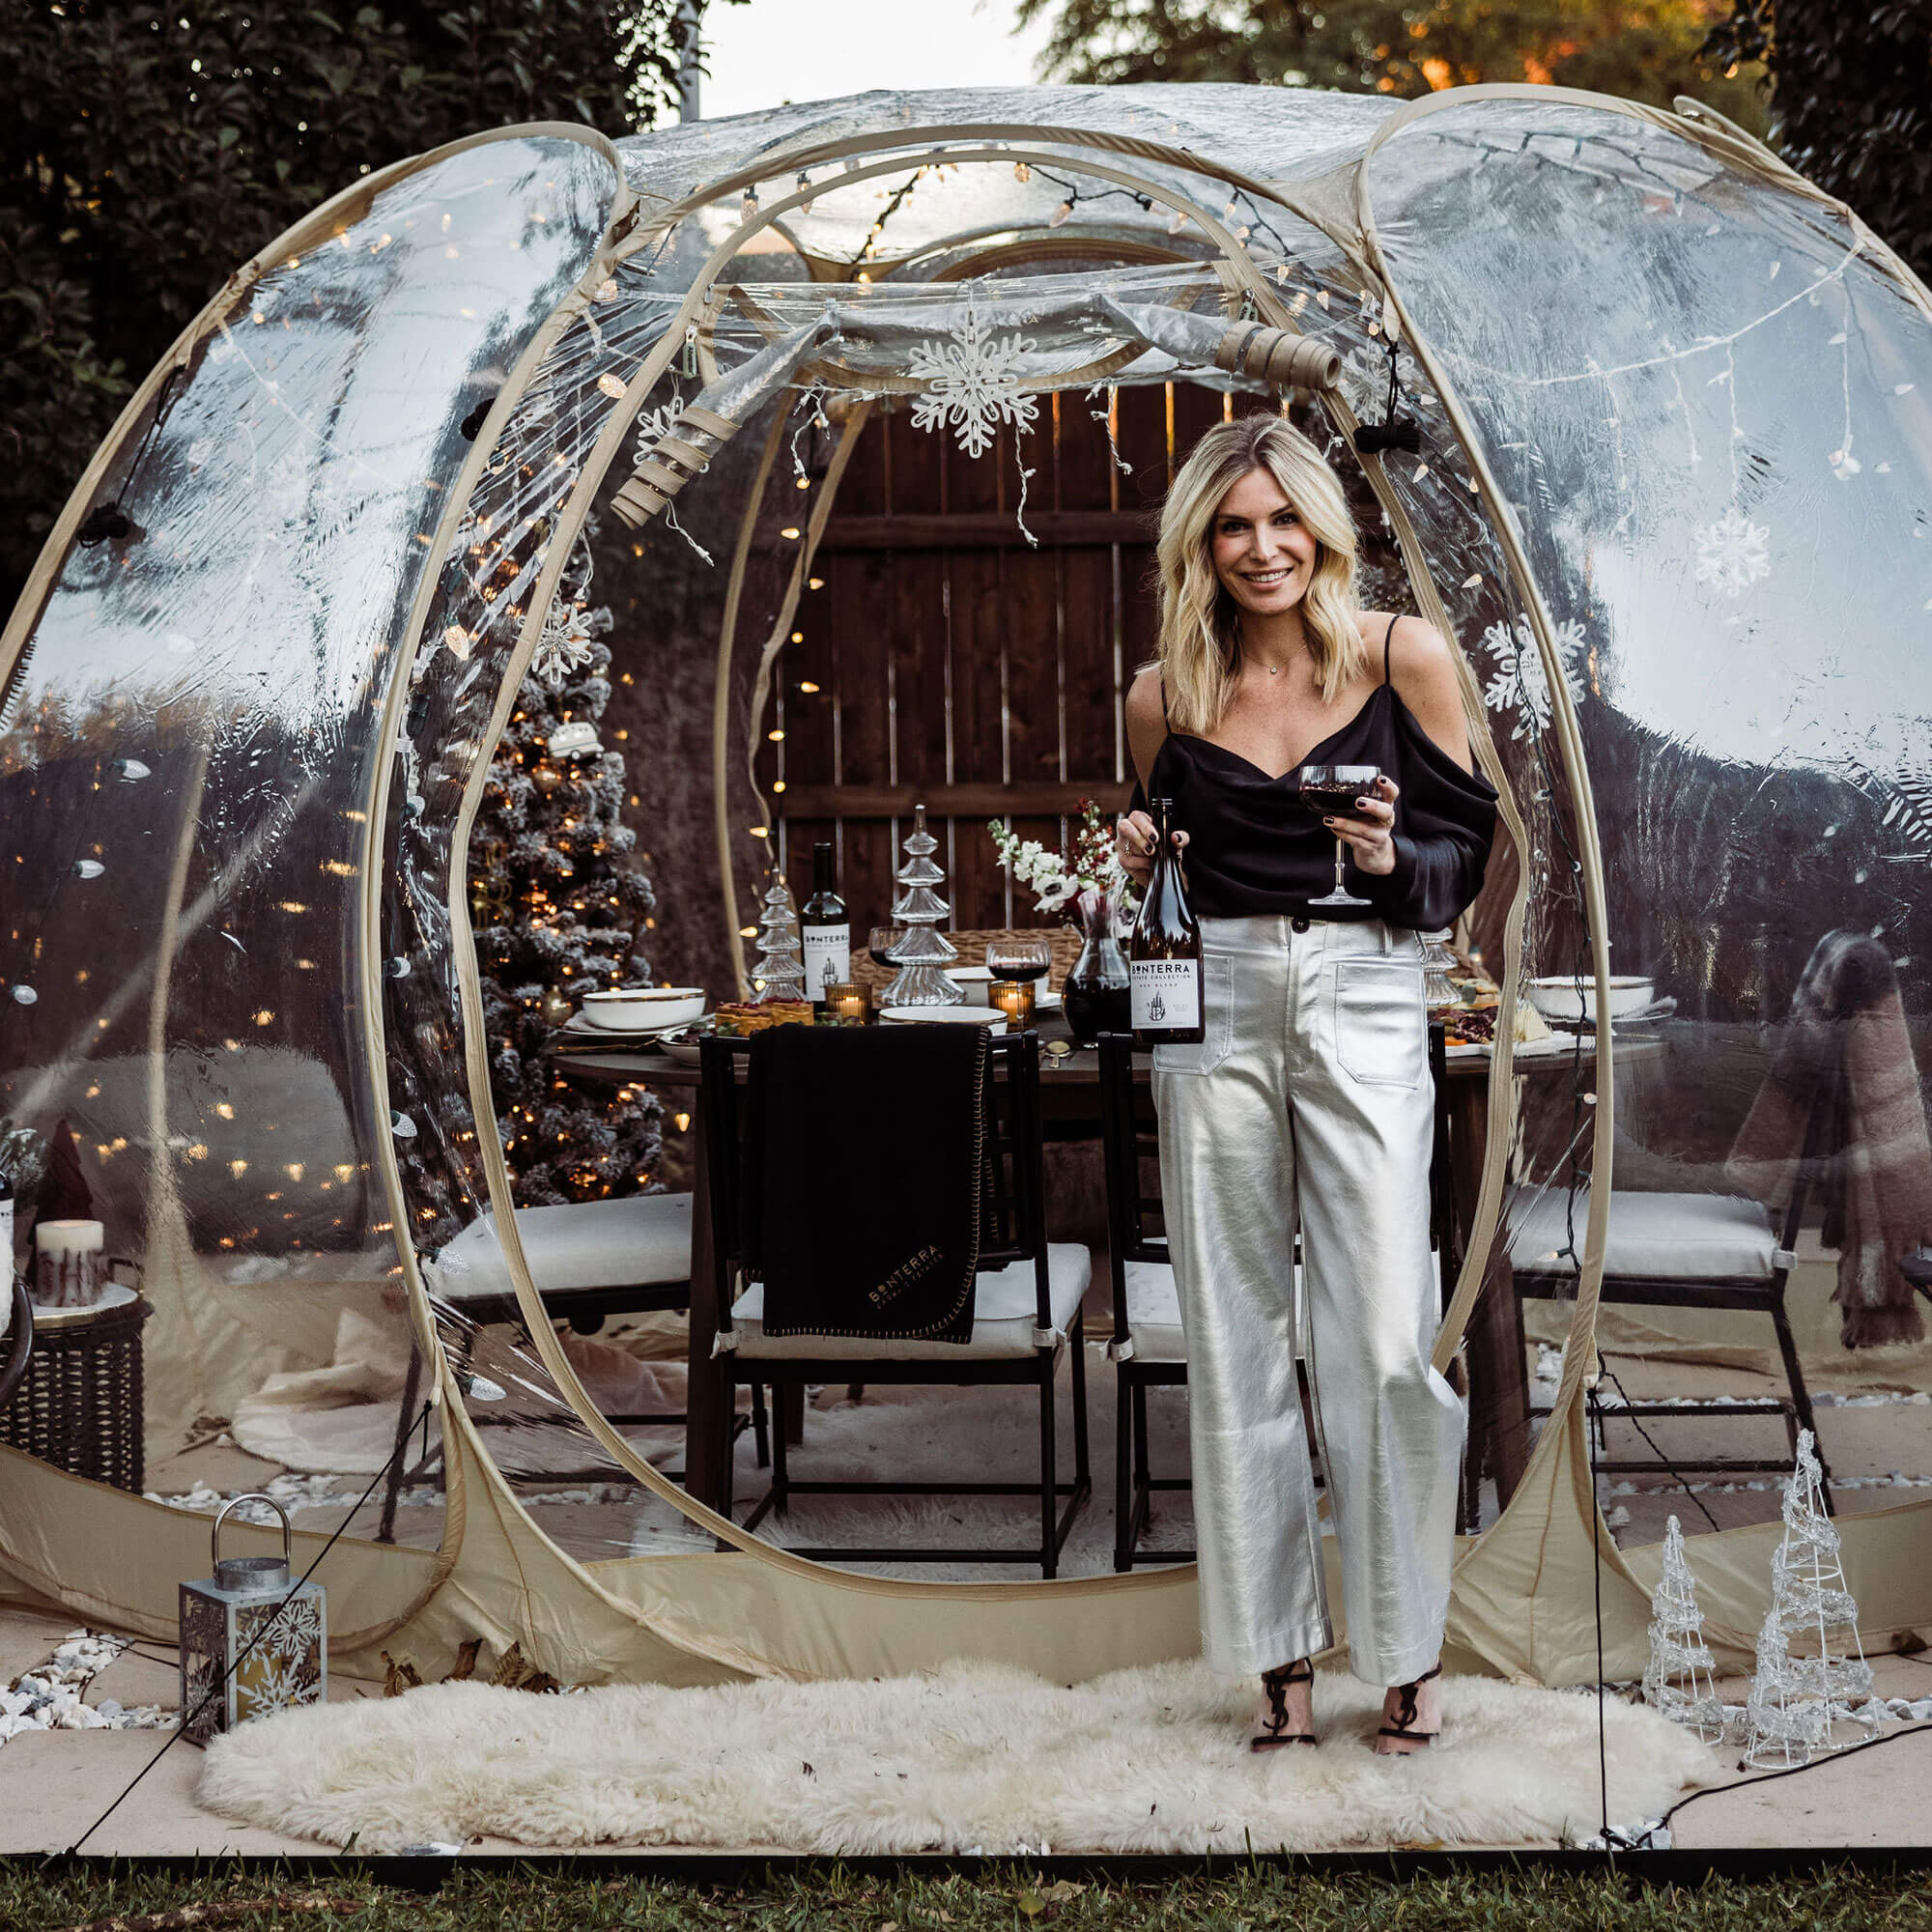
1062, 887, 1131, 1047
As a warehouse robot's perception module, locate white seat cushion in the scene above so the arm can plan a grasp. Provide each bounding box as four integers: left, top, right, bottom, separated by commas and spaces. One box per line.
726, 1243, 1092, 1362
1507, 1186, 1776, 1283
435, 1194, 694, 1301
1121, 1259, 1186, 1362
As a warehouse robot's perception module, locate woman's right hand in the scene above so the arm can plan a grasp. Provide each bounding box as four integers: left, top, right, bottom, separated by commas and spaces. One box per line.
1116, 811, 1186, 886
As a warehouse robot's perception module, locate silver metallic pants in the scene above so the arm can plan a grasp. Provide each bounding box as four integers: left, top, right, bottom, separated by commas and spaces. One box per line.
1152, 915, 1463, 1686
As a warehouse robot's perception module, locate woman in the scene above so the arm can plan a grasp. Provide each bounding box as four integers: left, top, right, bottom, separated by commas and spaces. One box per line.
1116, 413, 1496, 1756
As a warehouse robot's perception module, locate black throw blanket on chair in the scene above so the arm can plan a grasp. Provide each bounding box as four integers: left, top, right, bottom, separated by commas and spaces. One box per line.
743, 1023, 990, 1344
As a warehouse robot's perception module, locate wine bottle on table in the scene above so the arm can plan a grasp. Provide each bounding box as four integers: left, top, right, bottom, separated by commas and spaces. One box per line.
800, 840, 850, 1013
1130, 796, 1205, 1047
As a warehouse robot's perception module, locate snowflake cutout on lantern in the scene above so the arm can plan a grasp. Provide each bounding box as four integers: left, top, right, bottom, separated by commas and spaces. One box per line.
531, 597, 597, 691
241, 1651, 317, 1718
1693, 505, 1772, 599
1479, 614, 1588, 740
261, 1594, 323, 1662
908, 290, 1038, 458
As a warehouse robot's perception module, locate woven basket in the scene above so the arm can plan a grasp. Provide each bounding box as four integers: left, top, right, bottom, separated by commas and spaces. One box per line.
0, 1293, 150, 1492
846, 925, 1087, 999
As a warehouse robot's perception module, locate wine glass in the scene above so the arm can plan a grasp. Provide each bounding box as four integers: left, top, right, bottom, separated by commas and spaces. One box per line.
983, 935, 1054, 985
867, 924, 907, 969
1296, 763, 1382, 909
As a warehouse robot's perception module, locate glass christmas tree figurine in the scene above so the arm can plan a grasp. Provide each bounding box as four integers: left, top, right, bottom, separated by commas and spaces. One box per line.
1641, 1514, 1726, 1742
1742, 1429, 1881, 1769
748, 874, 809, 1004
883, 804, 965, 1007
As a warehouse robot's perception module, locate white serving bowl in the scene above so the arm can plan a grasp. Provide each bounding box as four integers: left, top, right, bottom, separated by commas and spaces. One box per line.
581, 985, 706, 1032
943, 965, 995, 1007
1524, 975, 1655, 1026
881, 1006, 1008, 1034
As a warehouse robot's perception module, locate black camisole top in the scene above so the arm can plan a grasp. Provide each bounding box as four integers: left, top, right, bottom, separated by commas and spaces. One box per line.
1127, 617, 1499, 930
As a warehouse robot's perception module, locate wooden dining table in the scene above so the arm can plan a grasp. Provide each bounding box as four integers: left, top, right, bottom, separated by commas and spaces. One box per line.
550, 1017, 1660, 1515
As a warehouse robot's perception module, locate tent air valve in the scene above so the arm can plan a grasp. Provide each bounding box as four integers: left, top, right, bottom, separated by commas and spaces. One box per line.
1212, 323, 1341, 395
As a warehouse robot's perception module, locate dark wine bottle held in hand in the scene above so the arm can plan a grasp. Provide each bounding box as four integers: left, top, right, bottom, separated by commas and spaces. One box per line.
800, 840, 850, 1012
1131, 797, 1206, 1047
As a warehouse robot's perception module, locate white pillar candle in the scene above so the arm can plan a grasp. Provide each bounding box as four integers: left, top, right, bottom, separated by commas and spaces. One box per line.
35, 1219, 105, 1309
35, 1219, 104, 1257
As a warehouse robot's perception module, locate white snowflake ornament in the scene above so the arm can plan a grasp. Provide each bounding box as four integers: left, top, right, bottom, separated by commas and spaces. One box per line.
531, 598, 597, 691
1694, 505, 1772, 598
1478, 614, 1588, 740
908, 289, 1039, 459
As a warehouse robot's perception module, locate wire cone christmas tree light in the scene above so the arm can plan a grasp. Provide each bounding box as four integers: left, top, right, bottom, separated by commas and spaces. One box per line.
748, 875, 808, 1004
883, 804, 964, 1007
1742, 1429, 1881, 1770
1641, 1514, 1726, 1741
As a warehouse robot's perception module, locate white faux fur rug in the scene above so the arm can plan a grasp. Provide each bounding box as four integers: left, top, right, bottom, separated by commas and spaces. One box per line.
197, 1660, 1718, 1854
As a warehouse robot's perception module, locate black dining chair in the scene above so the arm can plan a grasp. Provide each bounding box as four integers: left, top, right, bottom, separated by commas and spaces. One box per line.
699, 1027, 1092, 1576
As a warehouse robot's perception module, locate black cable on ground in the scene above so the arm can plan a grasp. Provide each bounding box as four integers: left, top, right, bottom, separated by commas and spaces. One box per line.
1655, 1719, 1932, 1836
53, 1398, 435, 1859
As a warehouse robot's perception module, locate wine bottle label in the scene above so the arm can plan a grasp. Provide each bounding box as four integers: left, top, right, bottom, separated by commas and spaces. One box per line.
801, 924, 851, 1000
1131, 957, 1201, 1030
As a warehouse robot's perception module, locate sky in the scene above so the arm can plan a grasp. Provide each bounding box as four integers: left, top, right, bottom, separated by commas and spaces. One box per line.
691, 0, 1055, 124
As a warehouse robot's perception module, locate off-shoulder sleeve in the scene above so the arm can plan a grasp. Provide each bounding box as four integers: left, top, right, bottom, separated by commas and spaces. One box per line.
1349, 708, 1498, 930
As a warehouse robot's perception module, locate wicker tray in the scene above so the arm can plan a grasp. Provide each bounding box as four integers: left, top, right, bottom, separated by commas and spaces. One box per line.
0, 1290, 150, 1492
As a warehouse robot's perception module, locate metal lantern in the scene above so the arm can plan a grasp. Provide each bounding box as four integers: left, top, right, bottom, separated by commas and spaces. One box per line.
179, 1493, 327, 1744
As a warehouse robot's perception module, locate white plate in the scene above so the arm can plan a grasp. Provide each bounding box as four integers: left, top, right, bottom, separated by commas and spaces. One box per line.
29, 1280, 138, 1326
558, 1011, 692, 1043
1443, 1034, 1584, 1061
881, 1007, 1009, 1033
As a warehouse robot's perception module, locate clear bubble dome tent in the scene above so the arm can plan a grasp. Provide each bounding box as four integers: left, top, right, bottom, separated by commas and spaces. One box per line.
3, 78, 1931, 1694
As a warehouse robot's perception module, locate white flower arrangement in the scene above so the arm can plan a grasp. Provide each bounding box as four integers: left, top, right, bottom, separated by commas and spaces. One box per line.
987, 801, 1137, 919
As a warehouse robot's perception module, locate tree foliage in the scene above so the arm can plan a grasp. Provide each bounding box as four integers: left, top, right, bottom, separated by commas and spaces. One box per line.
1706, 3, 1932, 275
1017, 0, 1766, 122
1, 0, 716, 611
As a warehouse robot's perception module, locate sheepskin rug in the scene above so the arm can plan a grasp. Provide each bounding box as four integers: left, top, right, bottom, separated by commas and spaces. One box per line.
197, 1659, 1718, 1854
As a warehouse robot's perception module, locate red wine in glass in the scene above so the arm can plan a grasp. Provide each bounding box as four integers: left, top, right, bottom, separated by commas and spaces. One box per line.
1296, 762, 1382, 909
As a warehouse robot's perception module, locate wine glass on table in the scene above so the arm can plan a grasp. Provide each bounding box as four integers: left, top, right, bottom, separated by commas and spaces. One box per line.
867, 924, 907, 970
1295, 763, 1382, 909
982, 935, 1054, 986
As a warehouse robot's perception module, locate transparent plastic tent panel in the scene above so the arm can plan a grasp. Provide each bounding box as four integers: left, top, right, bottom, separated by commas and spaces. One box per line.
611, 83, 1399, 261
1369, 97, 1932, 1537
0, 130, 617, 1548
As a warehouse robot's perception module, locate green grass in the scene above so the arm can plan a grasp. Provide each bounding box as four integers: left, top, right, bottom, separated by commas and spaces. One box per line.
4, 1864, 1932, 1932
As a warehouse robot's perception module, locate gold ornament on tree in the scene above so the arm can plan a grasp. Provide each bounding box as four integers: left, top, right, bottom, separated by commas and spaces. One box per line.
538, 986, 574, 1026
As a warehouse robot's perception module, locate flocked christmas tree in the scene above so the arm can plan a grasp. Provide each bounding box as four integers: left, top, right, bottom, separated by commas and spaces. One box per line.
472, 522, 662, 1205
1641, 1514, 1726, 1742
1742, 1429, 1882, 1769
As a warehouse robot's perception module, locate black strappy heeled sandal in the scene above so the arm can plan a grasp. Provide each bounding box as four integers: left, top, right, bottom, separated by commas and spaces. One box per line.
1375, 1662, 1441, 1750
1250, 1658, 1319, 1752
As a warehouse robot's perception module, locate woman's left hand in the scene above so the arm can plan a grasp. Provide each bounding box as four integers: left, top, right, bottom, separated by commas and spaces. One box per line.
1323, 774, 1399, 877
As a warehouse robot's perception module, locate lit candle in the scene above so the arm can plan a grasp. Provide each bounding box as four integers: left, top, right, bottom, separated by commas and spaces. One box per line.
989, 978, 1034, 1030
828, 980, 870, 1027
35, 1218, 104, 1310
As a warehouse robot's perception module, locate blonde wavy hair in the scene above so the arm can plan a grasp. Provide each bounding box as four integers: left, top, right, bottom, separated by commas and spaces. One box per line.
1153, 414, 1365, 733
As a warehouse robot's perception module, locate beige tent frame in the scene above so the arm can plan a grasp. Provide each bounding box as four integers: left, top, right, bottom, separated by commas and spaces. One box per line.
5, 89, 1932, 1692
